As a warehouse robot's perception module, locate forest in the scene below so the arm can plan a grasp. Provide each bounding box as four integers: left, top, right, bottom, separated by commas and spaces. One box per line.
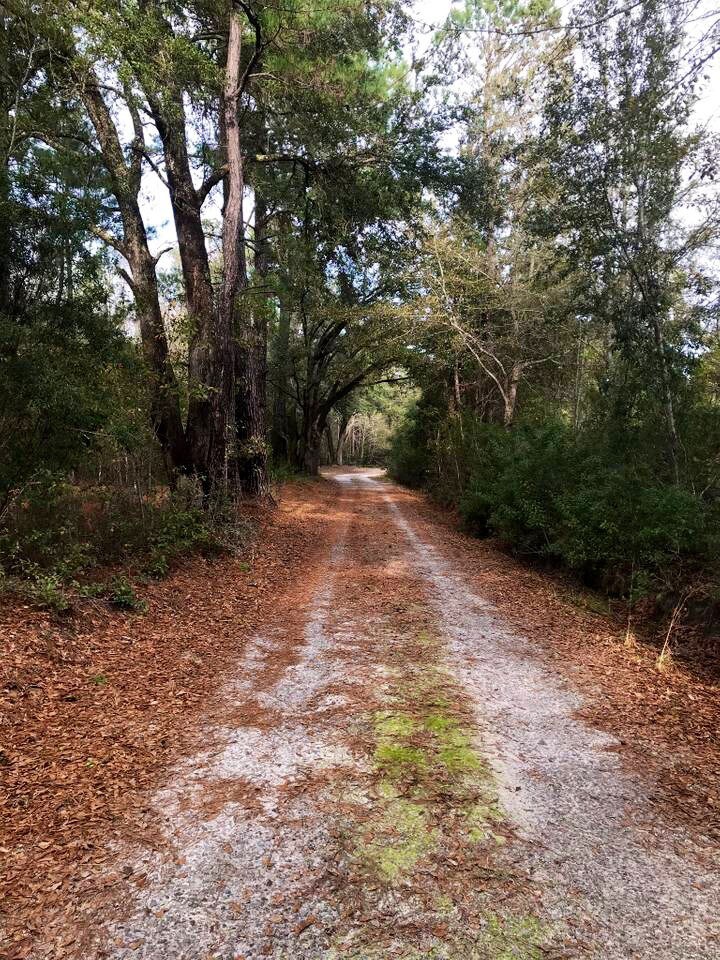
2, 0, 720, 624
4, 2, 720, 958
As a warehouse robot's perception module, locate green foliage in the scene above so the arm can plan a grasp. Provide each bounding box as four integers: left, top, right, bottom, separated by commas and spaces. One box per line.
107, 576, 146, 612
387, 401, 435, 489
25, 572, 72, 614
145, 505, 223, 579
387, 0, 720, 630
394, 414, 716, 598
0, 477, 227, 610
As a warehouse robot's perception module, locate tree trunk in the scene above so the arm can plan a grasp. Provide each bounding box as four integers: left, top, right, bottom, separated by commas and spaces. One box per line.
78, 68, 188, 480
125, 223, 190, 479
503, 362, 521, 427
650, 310, 681, 486
139, 6, 227, 491
302, 422, 323, 475
325, 423, 337, 464
236, 184, 270, 496
214, 7, 249, 494
269, 211, 291, 462
270, 299, 291, 461
151, 99, 223, 488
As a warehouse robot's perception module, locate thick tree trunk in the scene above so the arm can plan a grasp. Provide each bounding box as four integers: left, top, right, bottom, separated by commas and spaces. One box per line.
213, 8, 250, 494
78, 69, 188, 480
301, 421, 323, 475
138, 2, 230, 491
125, 223, 190, 479
150, 96, 225, 488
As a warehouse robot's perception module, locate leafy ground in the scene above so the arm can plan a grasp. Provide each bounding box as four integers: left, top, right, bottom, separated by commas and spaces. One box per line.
1, 470, 719, 959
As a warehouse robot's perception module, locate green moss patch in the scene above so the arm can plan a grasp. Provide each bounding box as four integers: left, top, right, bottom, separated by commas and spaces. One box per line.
466, 800, 506, 844
356, 793, 437, 883
479, 912, 547, 959
340, 628, 550, 958
371, 670, 496, 799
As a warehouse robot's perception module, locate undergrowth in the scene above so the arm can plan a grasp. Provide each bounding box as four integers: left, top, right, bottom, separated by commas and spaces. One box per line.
390, 410, 720, 641
0, 474, 250, 613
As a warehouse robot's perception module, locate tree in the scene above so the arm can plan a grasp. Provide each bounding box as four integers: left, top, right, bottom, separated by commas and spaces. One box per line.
532, 0, 720, 483
0, 9, 141, 506
13, 0, 427, 493
409, 221, 574, 427
258, 6, 442, 472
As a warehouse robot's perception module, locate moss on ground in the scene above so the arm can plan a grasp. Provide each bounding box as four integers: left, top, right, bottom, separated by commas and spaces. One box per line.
466, 800, 506, 844
357, 791, 437, 882
478, 912, 547, 959
343, 629, 551, 958
371, 670, 497, 803
330, 912, 549, 960
359, 654, 503, 888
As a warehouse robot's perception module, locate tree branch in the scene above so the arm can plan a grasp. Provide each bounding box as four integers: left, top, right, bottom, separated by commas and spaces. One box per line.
90, 225, 127, 256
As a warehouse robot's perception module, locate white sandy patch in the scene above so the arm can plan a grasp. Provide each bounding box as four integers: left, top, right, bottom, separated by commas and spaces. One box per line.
104, 523, 363, 960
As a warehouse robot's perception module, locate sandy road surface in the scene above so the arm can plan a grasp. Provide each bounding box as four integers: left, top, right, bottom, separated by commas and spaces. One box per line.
24, 470, 720, 959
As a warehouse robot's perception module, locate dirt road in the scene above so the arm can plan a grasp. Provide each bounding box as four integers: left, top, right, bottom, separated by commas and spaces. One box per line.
9, 470, 720, 959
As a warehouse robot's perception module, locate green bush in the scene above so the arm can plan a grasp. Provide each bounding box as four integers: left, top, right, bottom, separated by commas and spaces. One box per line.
25, 572, 72, 613
0, 476, 227, 611
387, 402, 432, 488
396, 414, 716, 600
108, 576, 146, 612
145, 505, 223, 578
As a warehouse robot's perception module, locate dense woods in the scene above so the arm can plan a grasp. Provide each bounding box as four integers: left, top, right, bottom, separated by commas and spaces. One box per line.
2, 0, 720, 626
391, 0, 720, 622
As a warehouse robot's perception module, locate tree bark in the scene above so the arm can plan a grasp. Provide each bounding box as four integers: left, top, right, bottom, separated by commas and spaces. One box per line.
300, 417, 324, 475
236, 185, 270, 496
270, 211, 292, 463
138, 1, 229, 490
215, 7, 247, 493
271, 298, 291, 461
78, 68, 188, 480
503, 362, 521, 427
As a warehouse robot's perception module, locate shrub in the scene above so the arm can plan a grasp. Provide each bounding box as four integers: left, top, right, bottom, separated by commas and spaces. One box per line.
107, 576, 146, 612
388, 403, 432, 489
25, 572, 71, 613
404, 415, 717, 601
145, 505, 223, 578
0, 474, 228, 611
